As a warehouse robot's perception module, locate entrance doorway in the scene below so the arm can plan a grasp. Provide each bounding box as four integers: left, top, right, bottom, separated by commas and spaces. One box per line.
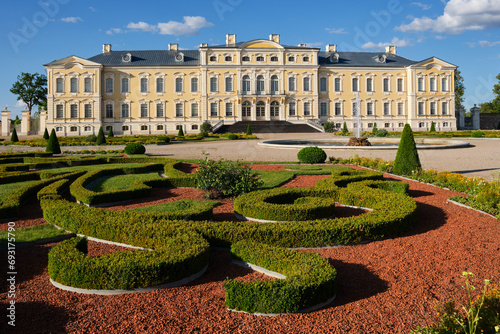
242, 101, 251, 120
270, 101, 279, 120
256, 101, 265, 119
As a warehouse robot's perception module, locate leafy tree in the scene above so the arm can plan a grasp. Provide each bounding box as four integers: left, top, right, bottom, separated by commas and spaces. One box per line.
10, 128, 19, 142
454, 69, 465, 110
96, 126, 106, 145
43, 128, 49, 140
479, 73, 500, 113
10, 72, 47, 113
46, 129, 61, 154
11, 115, 21, 125
393, 124, 421, 175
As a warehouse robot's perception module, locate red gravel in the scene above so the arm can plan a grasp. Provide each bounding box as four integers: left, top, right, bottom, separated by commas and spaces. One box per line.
2, 165, 500, 333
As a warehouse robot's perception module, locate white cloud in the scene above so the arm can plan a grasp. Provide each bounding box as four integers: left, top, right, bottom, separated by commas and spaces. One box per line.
156, 16, 214, 36
478, 40, 500, 47
61, 17, 83, 24
16, 100, 26, 108
411, 2, 432, 10
106, 28, 123, 35
466, 42, 476, 47
89, 6, 96, 12
362, 37, 413, 50
325, 28, 348, 34
127, 21, 156, 32
305, 42, 324, 48
397, 0, 500, 34
435, 35, 446, 40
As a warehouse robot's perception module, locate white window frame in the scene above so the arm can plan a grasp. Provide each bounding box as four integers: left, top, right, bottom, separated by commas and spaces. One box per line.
155, 74, 165, 93
121, 76, 130, 94
320, 101, 328, 116
334, 76, 342, 92
319, 76, 328, 92
191, 76, 199, 93
303, 76, 311, 92
84, 77, 92, 93
105, 76, 114, 93
70, 77, 78, 93
441, 101, 448, 115
210, 76, 218, 93
430, 101, 437, 115
84, 103, 92, 118
270, 75, 279, 94
56, 104, 64, 119
140, 102, 149, 118
175, 103, 184, 117
242, 75, 251, 94
397, 101, 405, 116
105, 103, 114, 118
210, 102, 218, 117
351, 75, 360, 92
121, 103, 130, 118
70, 103, 78, 118
383, 101, 391, 116
417, 75, 425, 92
418, 101, 426, 115
225, 75, 233, 92
288, 76, 296, 92
156, 103, 164, 118
288, 101, 296, 116
429, 76, 437, 92
191, 103, 199, 117
366, 101, 374, 116
225, 102, 233, 117
334, 101, 343, 116
397, 77, 404, 92
303, 101, 311, 116
366, 77, 374, 92
55, 76, 64, 93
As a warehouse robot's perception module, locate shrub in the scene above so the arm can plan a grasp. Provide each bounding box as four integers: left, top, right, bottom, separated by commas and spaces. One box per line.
46, 129, 61, 154
195, 159, 262, 198
430, 121, 436, 132
297, 146, 327, 164
200, 122, 213, 134
341, 122, 349, 136
245, 124, 252, 135
96, 126, 106, 145
371, 123, 378, 135
177, 126, 185, 136
471, 130, 485, 138
108, 127, 114, 138
10, 128, 19, 142
157, 135, 170, 143
198, 131, 208, 138
84, 134, 97, 143
124, 143, 146, 155
393, 124, 421, 175
376, 129, 388, 137
43, 128, 49, 140
323, 122, 335, 133
227, 134, 238, 140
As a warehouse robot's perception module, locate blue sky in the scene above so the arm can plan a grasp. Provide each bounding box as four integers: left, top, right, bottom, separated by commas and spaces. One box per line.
1, 0, 500, 118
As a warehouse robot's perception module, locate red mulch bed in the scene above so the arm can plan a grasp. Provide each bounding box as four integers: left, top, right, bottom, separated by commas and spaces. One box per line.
1, 164, 500, 333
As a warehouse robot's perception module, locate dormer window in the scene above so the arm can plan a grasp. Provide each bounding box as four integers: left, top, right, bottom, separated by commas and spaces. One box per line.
256, 56, 264, 62
224, 55, 232, 62
242, 55, 250, 62
122, 52, 132, 63
270, 56, 278, 62
209, 55, 217, 62
302, 56, 309, 62
288, 55, 295, 62
375, 54, 387, 63
330, 53, 339, 63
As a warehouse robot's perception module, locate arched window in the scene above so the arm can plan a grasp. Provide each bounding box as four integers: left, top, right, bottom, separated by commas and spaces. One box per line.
256, 101, 265, 117
242, 101, 251, 117
270, 101, 279, 117
242, 55, 250, 62
256, 56, 264, 62
242, 75, 250, 94
256, 75, 265, 94
270, 75, 279, 94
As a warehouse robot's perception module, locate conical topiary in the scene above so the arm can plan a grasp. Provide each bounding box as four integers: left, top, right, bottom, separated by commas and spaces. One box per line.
46, 129, 61, 154
246, 124, 252, 136
96, 126, 106, 145
393, 124, 421, 175
10, 128, 19, 142
108, 127, 114, 138
43, 128, 49, 140
430, 121, 436, 132
371, 123, 378, 135
341, 122, 348, 135
178, 126, 184, 136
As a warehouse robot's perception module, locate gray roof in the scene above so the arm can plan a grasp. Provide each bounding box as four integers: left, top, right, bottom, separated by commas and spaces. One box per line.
87, 50, 200, 66
318, 51, 416, 67
207, 41, 315, 50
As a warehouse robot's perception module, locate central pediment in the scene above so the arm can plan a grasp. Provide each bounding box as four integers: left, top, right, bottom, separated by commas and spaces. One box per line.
241, 39, 283, 49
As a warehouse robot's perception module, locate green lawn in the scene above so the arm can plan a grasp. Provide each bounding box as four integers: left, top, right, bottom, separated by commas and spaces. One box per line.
0, 224, 71, 247
92, 171, 163, 192
129, 199, 218, 213
0, 180, 38, 205
43, 163, 153, 174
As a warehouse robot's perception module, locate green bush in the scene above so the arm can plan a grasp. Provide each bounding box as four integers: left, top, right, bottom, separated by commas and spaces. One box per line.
46, 129, 61, 154
96, 126, 106, 145
197, 131, 208, 138
245, 124, 252, 135
393, 124, 421, 175
177, 126, 185, 136
200, 122, 213, 134
124, 143, 146, 155
10, 128, 19, 142
195, 159, 262, 198
108, 127, 114, 138
371, 123, 378, 135
323, 122, 335, 133
297, 146, 327, 164
471, 130, 485, 138
341, 122, 349, 135
43, 128, 49, 140
157, 135, 170, 143
376, 129, 388, 137
84, 134, 97, 143
227, 134, 238, 140
430, 121, 436, 132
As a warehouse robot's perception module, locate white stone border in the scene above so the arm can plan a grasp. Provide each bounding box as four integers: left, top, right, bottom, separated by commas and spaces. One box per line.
447, 199, 498, 219
49, 264, 208, 295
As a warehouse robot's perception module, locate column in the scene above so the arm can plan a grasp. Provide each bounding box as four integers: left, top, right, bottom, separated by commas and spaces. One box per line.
2, 108, 11, 136
40, 108, 47, 134
21, 107, 31, 135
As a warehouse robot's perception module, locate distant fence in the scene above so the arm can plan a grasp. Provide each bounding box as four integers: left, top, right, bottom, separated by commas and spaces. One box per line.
480, 113, 500, 130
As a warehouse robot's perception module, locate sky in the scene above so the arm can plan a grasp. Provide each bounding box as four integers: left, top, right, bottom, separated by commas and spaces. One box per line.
1, 0, 500, 119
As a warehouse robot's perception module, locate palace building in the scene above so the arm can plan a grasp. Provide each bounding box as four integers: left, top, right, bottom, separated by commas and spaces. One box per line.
42, 34, 458, 136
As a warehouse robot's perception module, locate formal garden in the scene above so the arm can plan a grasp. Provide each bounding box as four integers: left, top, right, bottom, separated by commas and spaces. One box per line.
1, 126, 499, 333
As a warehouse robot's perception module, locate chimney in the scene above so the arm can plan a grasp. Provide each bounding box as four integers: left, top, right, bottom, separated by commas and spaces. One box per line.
226, 34, 236, 46
269, 34, 280, 43
102, 44, 111, 53
385, 45, 397, 54
169, 43, 178, 51
326, 44, 337, 52
298, 43, 306, 47
199, 43, 208, 47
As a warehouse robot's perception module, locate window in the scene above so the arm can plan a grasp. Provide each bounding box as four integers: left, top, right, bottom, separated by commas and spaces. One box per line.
442, 101, 448, 115
210, 77, 218, 92
191, 103, 199, 117
441, 77, 448, 91
156, 77, 164, 93
270, 75, 279, 94
383, 78, 390, 92
105, 78, 113, 93
84, 104, 92, 118
56, 78, 64, 93
418, 77, 424, 91
303, 102, 311, 116
368, 123, 374, 128
157, 125, 164, 131
303, 77, 311, 91
335, 102, 342, 116
225, 77, 233, 92
156, 104, 164, 118
397, 78, 403, 92
121, 104, 129, 118
443, 122, 449, 127
191, 124, 198, 130
70, 126, 77, 132
288, 77, 296, 91
56, 105, 64, 119
430, 77, 437, 91
256, 101, 265, 117
191, 77, 198, 92
56, 127, 63, 132
70, 78, 78, 93
256, 75, 265, 94
352, 78, 359, 92
209, 55, 216, 62
366, 78, 373, 92
334, 78, 341, 92
288, 55, 295, 62
84, 78, 92, 92
430, 101, 436, 115
106, 126, 112, 132
384, 123, 390, 128
121, 78, 129, 93
383, 102, 390, 116
320, 102, 328, 116
366, 102, 373, 116
122, 125, 129, 131
289, 102, 296, 116
256, 56, 264, 62
70, 104, 78, 118
302, 56, 309, 62
84, 126, 91, 132
320, 77, 327, 92
141, 125, 148, 131
140, 78, 148, 93
140, 103, 148, 118
105, 104, 113, 118
270, 56, 278, 62
175, 103, 183, 117
419, 122, 425, 128
242, 101, 251, 117
210, 102, 218, 117
270, 101, 279, 117
225, 56, 232, 62
399, 123, 404, 128
397, 102, 404, 115
418, 101, 425, 115
242, 55, 250, 62
242, 75, 250, 94
175, 77, 183, 92
225, 102, 233, 116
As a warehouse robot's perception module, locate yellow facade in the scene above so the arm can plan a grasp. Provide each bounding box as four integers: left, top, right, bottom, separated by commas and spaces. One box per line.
44, 34, 457, 136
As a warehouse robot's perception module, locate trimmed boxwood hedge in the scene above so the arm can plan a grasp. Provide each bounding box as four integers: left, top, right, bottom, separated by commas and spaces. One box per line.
224, 239, 336, 314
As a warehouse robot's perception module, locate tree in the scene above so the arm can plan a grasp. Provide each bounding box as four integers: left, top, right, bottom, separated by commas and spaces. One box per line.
10, 128, 19, 142
430, 121, 436, 132
246, 124, 252, 135
454, 69, 465, 110
393, 124, 421, 175
178, 126, 184, 136
108, 127, 114, 138
96, 126, 106, 145
371, 123, 378, 135
10, 72, 47, 113
43, 128, 49, 140
479, 73, 500, 113
341, 122, 349, 136
46, 129, 61, 154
